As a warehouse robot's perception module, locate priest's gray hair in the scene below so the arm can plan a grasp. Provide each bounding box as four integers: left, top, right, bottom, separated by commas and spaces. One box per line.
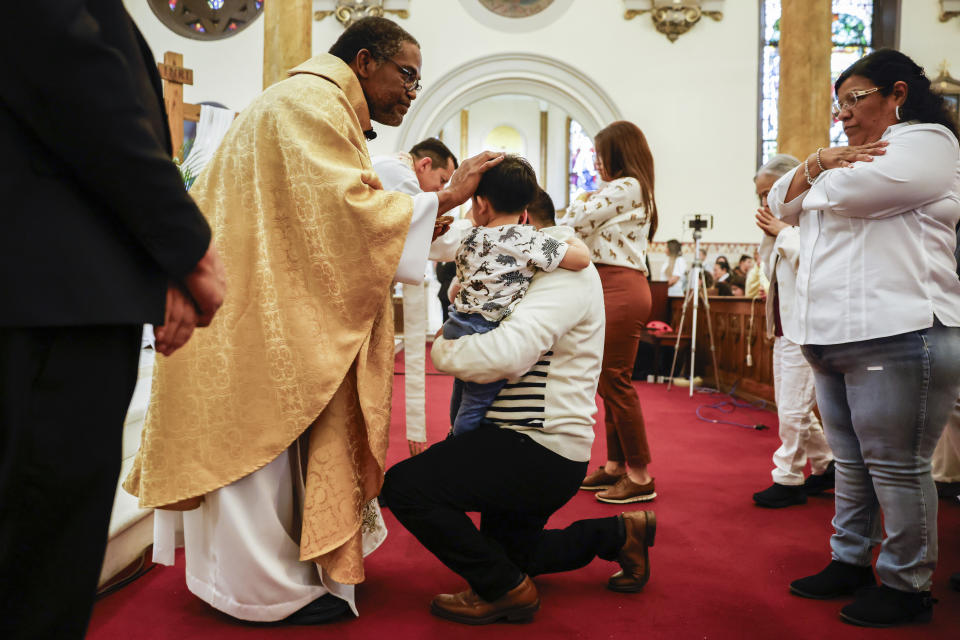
755, 154, 801, 180
329, 16, 419, 65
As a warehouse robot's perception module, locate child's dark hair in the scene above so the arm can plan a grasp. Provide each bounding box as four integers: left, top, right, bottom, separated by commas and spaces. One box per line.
526, 188, 556, 227
474, 155, 538, 214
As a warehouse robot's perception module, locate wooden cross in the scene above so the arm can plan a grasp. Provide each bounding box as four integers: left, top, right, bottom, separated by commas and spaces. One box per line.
157, 52, 198, 158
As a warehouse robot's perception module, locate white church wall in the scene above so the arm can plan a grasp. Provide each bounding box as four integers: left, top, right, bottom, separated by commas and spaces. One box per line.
122, 0, 264, 112
123, 2, 960, 243
900, 0, 960, 79
355, 0, 762, 243
465, 96, 539, 172
123, 1, 761, 241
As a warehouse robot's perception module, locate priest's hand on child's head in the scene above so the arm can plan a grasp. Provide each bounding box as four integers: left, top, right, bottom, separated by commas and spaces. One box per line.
436, 151, 505, 214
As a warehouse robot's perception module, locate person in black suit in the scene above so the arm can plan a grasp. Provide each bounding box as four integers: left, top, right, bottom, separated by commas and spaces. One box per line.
0, 2, 226, 638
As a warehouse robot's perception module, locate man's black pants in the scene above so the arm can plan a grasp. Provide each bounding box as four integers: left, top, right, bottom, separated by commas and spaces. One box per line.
0, 325, 142, 639
382, 427, 625, 602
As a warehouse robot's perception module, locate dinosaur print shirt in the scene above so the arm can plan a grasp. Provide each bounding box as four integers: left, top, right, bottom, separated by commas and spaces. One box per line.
454, 224, 570, 321
557, 177, 651, 274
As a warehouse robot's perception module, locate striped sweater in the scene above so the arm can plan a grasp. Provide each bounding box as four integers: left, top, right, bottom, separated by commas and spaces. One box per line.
431, 226, 605, 462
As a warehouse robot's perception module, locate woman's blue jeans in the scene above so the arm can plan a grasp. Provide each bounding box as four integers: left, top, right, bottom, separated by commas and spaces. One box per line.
802, 322, 960, 592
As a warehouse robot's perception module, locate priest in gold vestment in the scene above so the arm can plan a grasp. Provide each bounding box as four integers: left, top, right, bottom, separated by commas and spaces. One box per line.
123, 17, 501, 624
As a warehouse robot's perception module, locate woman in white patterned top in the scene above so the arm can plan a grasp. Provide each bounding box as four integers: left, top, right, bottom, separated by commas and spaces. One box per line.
557, 120, 659, 504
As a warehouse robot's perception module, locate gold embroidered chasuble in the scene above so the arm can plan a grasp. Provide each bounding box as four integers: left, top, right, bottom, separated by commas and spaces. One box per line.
123, 54, 413, 583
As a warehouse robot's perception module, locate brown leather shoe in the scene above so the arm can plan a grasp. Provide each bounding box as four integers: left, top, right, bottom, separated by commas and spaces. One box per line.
608, 510, 657, 593
596, 476, 656, 504
580, 466, 624, 490
430, 575, 540, 625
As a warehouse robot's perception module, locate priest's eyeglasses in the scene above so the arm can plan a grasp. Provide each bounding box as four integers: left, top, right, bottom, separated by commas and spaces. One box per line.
386, 59, 422, 93
831, 87, 882, 119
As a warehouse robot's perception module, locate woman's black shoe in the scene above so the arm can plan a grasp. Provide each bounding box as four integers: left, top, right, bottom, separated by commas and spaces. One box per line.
802, 461, 836, 495
840, 584, 934, 627
789, 560, 876, 599
753, 483, 806, 508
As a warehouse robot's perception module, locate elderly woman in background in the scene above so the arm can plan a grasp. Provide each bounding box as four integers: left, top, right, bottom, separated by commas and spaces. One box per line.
769, 49, 960, 628
753, 154, 834, 510
558, 121, 659, 504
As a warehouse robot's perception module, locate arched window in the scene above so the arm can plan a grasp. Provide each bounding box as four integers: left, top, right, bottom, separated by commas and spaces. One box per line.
568, 119, 599, 206
758, 0, 900, 164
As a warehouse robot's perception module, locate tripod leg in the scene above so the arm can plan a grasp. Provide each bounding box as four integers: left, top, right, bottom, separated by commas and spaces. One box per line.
666, 288, 693, 391
699, 275, 723, 393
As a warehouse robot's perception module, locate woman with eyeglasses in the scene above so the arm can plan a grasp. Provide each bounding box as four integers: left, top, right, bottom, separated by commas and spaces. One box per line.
558, 121, 659, 505
768, 48, 960, 628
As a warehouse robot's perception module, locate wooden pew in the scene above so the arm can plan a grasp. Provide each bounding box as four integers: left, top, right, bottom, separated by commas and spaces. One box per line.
670, 296, 774, 404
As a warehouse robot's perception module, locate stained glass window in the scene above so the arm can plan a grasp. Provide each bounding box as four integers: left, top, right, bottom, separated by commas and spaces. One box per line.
759, 1, 875, 164
148, 0, 263, 40
569, 119, 598, 205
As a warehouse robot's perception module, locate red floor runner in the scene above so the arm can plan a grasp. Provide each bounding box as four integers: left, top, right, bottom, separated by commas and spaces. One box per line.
89, 358, 960, 639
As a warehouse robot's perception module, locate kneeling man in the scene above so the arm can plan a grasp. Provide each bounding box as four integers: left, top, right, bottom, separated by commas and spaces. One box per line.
382, 189, 657, 625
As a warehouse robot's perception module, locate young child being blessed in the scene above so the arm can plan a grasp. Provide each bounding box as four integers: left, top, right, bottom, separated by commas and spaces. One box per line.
443, 156, 589, 436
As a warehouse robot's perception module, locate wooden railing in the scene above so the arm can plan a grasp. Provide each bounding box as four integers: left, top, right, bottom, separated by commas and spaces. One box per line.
669, 296, 775, 404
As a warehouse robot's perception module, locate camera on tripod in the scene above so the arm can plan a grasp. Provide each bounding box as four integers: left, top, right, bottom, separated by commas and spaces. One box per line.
685, 214, 714, 231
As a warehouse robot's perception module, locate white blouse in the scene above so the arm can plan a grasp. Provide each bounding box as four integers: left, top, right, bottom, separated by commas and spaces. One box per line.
769, 122, 960, 346
557, 177, 651, 274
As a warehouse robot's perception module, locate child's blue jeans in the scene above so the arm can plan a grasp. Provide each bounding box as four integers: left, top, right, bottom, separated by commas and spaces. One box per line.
442, 308, 507, 436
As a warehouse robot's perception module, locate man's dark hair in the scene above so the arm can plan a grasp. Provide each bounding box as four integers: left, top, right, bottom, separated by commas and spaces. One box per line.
738, 254, 752, 265
474, 155, 538, 214
715, 261, 730, 274
666, 239, 682, 256
410, 138, 458, 170
328, 16, 419, 65
526, 188, 556, 227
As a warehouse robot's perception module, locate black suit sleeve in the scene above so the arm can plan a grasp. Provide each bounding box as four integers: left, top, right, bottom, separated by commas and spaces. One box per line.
0, 0, 210, 280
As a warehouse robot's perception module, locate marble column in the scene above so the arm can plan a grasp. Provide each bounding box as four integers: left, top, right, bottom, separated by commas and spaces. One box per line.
777, 0, 832, 159
263, 0, 312, 89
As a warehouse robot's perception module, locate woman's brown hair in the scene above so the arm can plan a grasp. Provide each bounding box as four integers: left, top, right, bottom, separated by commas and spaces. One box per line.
594, 121, 658, 241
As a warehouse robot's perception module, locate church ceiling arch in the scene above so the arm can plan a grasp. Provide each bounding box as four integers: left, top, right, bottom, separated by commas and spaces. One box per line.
396, 52, 622, 151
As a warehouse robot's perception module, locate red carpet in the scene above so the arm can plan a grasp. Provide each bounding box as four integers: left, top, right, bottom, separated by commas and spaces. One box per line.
89, 353, 960, 639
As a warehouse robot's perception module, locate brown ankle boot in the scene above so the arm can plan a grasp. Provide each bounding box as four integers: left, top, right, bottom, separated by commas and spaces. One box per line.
608, 510, 656, 592
430, 575, 540, 625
